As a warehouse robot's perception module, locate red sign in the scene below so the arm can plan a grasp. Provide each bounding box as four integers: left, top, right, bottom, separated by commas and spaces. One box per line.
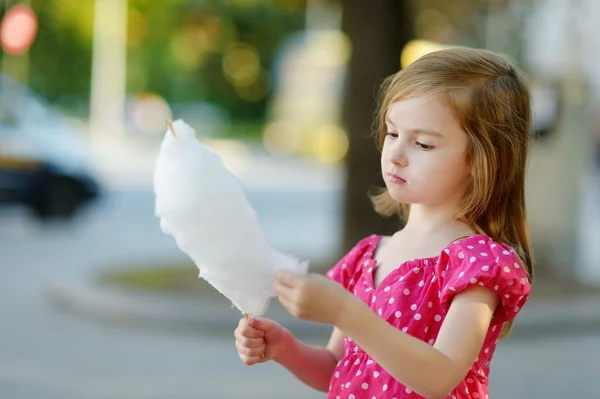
1, 5, 38, 55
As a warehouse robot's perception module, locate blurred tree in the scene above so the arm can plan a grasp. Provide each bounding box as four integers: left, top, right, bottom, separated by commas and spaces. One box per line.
340, 0, 414, 253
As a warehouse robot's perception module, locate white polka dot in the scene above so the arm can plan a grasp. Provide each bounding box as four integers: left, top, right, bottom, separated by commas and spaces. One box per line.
469, 256, 477, 263
473, 393, 480, 398
414, 268, 420, 274
405, 387, 412, 393
419, 280, 425, 287
505, 294, 510, 298
444, 249, 450, 254
479, 240, 486, 244
367, 267, 373, 273
478, 281, 485, 287
484, 348, 489, 353
348, 393, 354, 399
514, 262, 521, 269
402, 327, 408, 332
494, 285, 499, 290
367, 359, 374, 365
432, 276, 437, 282
441, 271, 446, 278
467, 245, 474, 249
428, 338, 434, 345
521, 277, 526, 284
349, 279, 355, 285
467, 378, 474, 383
399, 276, 405, 281
354, 346, 359, 352
410, 304, 417, 310
378, 308, 382, 315
356, 370, 361, 376
335, 371, 340, 378
354, 358, 360, 365
403, 288, 410, 295
345, 382, 351, 388
508, 280, 514, 286
449, 286, 456, 292
434, 315, 442, 322
361, 382, 369, 389
374, 371, 379, 378
364, 261, 370, 266
470, 278, 477, 284
384, 286, 391, 292
503, 250, 510, 255
366, 287, 372, 292
424, 326, 429, 333
372, 296, 377, 302
503, 266, 510, 273
395, 311, 402, 317
459, 271, 465, 278
344, 360, 349, 366
458, 252, 465, 259
414, 313, 421, 320
481, 252, 488, 257
341, 264, 347, 269
389, 298, 395, 305
482, 265, 489, 271
428, 301, 433, 308
514, 306, 520, 312
492, 325, 497, 331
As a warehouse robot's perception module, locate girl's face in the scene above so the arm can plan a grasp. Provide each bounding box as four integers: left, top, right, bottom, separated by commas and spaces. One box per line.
381, 95, 471, 208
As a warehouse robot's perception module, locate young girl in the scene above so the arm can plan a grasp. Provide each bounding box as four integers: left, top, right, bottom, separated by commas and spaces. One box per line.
234, 47, 533, 399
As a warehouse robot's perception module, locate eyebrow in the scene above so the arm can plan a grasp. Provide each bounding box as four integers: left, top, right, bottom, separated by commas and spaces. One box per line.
385, 117, 443, 138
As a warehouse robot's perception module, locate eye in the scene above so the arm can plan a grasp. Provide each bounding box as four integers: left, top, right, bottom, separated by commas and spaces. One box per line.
416, 141, 434, 151
385, 132, 398, 138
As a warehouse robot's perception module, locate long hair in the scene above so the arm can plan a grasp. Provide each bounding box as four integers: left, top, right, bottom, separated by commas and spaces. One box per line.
370, 47, 534, 338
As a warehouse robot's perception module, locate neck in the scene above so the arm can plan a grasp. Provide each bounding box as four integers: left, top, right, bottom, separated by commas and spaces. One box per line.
402, 204, 474, 238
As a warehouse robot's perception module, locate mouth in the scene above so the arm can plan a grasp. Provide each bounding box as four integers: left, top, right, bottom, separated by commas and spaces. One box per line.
387, 173, 406, 184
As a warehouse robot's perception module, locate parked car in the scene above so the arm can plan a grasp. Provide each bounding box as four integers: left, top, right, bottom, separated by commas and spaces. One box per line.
0, 74, 101, 220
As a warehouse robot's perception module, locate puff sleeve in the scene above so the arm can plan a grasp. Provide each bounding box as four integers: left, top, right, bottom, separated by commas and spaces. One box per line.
326, 235, 377, 292
439, 236, 532, 323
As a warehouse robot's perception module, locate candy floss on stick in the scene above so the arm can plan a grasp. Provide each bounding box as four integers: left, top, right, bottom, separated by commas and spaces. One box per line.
153, 119, 309, 320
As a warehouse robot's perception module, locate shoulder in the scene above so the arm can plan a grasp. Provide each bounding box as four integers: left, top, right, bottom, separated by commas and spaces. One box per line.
325, 235, 382, 288
438, 234, 531, 322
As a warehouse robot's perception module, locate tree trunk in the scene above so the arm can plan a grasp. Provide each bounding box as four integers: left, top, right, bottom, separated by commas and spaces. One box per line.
340, 0, 415, 253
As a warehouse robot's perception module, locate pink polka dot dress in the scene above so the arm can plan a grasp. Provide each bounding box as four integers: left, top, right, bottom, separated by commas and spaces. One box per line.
325, 234, 531, 399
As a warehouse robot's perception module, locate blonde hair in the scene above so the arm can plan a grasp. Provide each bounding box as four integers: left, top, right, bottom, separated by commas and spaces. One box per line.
370, 47, 534, 338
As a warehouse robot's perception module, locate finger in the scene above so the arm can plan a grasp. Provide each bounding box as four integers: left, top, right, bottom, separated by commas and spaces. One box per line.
236, 340, 266, 358
239, 353, 264, 366
239, 336, 265, 349
275, 270, 302, 287
235, 323, 265, 339
274, 279, 295, 298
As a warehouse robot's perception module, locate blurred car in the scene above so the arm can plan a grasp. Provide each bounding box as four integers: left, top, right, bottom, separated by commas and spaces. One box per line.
0, 74, 101, 220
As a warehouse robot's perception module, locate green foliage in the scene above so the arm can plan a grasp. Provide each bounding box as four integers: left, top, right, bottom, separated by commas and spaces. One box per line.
16, 0, 306, 130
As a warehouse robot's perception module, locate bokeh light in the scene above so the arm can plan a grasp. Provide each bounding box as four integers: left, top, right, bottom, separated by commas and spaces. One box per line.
262, 120, 301, 156
223, 42, 261, 87
400, 39, 445, 68
311, 124, 349, 164
1, 5, 38, 55
129, 93, 172, 136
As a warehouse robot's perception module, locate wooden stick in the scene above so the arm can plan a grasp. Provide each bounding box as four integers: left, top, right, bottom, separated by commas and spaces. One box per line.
166, 119, 176, 137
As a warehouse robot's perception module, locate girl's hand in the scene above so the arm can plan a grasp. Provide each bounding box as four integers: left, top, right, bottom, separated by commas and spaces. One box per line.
234, 316, 291, 366
274, 271, 357, 326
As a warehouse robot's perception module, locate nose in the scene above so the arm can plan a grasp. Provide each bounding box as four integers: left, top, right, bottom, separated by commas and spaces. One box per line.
390, 142, 408, 167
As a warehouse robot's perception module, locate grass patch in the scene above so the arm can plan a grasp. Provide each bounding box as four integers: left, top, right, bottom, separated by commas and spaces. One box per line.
99, 262, 332, 296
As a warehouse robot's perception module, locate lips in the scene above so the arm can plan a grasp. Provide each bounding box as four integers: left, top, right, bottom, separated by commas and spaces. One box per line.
387, 173, 406, 184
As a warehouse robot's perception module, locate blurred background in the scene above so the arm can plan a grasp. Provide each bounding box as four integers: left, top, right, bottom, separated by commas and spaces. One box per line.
1, 0, 599, 398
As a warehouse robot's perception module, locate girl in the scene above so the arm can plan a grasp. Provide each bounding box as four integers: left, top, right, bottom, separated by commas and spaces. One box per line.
234, 47, 533, 399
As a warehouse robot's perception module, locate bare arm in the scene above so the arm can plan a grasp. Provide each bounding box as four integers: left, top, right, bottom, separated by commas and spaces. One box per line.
337, 286, 498, 399
275, 327, 345, 392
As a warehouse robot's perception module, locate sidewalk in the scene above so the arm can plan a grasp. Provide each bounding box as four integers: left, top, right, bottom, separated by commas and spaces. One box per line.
46, 269, 600, 341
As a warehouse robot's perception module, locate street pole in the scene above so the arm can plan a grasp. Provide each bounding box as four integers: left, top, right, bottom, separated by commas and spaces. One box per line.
89, 0, 128, 139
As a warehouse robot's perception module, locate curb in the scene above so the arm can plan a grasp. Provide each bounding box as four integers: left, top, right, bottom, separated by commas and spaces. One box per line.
46, 275, 600, 340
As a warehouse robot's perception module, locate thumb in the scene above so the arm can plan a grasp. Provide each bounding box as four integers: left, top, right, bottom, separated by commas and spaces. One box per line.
248, 317, 279, 332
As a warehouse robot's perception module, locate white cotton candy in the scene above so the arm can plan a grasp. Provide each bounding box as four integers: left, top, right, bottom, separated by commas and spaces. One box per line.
153, 119, 308, 317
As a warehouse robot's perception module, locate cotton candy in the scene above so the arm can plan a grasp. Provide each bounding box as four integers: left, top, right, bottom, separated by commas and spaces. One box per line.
153, 119, 308, 317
